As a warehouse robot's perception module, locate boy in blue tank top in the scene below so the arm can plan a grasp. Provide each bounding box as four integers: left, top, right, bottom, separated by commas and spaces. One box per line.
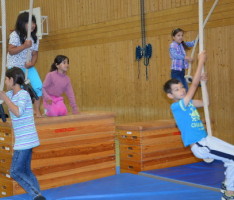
163, 51, 234, 200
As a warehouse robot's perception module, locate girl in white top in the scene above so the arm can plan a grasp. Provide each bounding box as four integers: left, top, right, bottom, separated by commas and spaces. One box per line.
7, 12, 42, 117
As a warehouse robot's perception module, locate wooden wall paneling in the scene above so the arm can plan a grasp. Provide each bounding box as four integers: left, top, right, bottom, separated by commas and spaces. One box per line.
36, 0, 234, 53
69, 47, 87, 109
205, 26, 234, 143
5, 0, 215, 35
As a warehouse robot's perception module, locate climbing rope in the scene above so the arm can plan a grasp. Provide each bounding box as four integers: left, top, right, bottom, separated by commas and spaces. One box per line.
140, 0, 146, 53
0, 0, 7, 122
199, 0, 214, 163
23, 0, 39, 102
0, 0, 6, 92
25, 0, 34, 83
199, 0, 212, 137
185, 0, 219, 83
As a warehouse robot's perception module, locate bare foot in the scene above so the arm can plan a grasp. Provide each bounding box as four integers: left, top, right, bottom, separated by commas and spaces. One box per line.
34, 112, 42, 118
34, 98, 42, 118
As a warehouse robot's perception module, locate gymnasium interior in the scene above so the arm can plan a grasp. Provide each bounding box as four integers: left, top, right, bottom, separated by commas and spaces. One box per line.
0, 0, 233, 199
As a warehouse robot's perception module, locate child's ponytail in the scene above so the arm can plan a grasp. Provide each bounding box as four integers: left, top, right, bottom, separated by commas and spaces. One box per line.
181, 41, 190, 50
50, 63, 57, 72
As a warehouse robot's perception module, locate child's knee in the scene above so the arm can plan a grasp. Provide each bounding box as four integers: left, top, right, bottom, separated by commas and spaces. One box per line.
45, 104, 67, 117
191, 144, 210, 159
58, 106, 67, 116
10, 168, 19, 179
45, 108, 59, 116
56, 101, 67, 116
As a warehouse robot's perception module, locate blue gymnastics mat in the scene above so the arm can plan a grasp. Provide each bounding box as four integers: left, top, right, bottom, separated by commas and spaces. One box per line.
1, 173, 221, 200
140, 160, 225, 191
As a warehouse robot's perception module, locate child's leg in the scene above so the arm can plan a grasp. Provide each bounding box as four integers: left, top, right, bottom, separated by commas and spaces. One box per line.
224, 162, 234, 196
34, 98, 42, 117
25, 149, 41, 191
56, 98, 68, 116
44, 96, 67, 117
43, 100, 59, 117
26, 67, 43, 117
10, 149, 41, 198
171, 69, 188, 91
207, 137, 234, 194
191, 136, 234, 193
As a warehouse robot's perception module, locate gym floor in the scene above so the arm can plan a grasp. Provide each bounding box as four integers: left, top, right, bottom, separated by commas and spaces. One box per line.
1, 160, 224, 200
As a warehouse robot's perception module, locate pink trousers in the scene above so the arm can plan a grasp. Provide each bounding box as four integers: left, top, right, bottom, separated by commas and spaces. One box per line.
43, 96, 67, 117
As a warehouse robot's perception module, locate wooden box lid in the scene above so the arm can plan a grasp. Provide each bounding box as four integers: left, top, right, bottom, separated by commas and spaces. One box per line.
116, 120, 176, 131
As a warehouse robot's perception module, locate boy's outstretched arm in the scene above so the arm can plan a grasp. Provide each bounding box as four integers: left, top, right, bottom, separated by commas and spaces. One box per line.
183, 51, 207, 106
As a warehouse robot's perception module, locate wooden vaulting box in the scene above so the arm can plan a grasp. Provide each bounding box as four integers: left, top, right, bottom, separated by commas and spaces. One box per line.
116, 120, 200, 174
0, 112, 116, 198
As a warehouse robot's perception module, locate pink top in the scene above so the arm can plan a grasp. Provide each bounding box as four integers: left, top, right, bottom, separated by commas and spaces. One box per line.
42, 70, 78, 114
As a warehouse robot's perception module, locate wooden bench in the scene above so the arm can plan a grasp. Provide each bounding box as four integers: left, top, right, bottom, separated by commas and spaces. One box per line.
0, 111, 116, 197
116, 120, 200, 174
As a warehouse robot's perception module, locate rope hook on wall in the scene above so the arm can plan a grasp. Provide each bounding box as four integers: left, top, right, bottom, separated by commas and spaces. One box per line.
135, 0, 152, 80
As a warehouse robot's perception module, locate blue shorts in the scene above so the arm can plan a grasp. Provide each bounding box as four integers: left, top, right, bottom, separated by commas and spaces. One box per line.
21, 67, 42, 97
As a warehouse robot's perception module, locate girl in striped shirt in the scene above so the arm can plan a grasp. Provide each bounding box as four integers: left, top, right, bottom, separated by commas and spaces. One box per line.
0, 67, 46, 200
